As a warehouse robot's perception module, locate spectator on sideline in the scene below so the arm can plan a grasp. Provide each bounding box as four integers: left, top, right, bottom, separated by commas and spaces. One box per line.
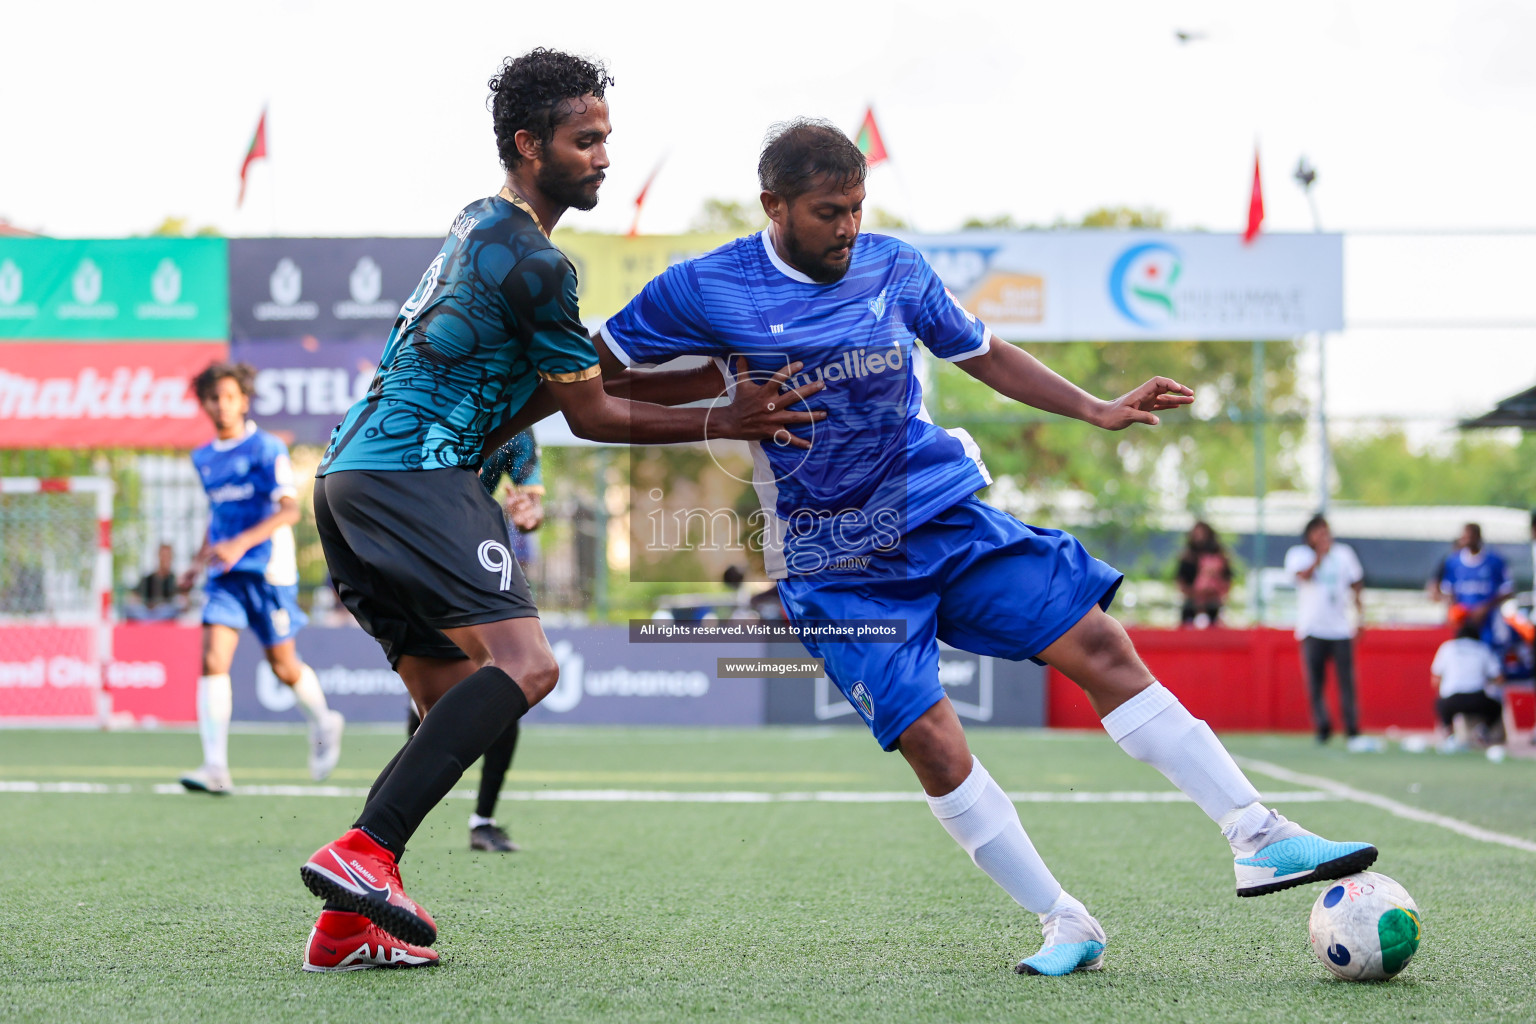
124, 543, 185, 622
1439, 522, 1514, 668
1174, 521, 1234, 628
1284, 514, 1369, 749
1430, 618, 1505, 758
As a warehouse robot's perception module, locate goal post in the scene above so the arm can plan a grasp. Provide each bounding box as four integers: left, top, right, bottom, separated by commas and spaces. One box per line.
0, 476, 114, 726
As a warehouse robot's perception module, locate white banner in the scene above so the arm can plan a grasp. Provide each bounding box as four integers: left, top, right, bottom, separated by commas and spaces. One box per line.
899, 231, 1343, 341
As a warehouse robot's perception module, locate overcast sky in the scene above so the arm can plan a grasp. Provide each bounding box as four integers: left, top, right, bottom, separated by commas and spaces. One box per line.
4, 0, 1535, 442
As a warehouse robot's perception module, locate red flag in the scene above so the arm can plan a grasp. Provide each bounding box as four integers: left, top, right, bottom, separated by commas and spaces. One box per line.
855, 106, 888, 167
626, 158, 665, 239
238, 109, 268, 208
1243, 146, 1264, 244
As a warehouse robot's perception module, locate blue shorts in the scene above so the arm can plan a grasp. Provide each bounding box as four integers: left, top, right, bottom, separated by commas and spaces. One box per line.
203, 571, 308, 648
778, 498, 1122, 751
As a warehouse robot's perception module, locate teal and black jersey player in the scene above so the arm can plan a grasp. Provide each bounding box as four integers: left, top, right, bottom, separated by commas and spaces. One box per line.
298, 49, 822, 972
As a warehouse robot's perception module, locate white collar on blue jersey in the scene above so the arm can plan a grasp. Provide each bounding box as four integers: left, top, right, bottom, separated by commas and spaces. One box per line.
760, 228, 817, 285
210, 420, 257, 452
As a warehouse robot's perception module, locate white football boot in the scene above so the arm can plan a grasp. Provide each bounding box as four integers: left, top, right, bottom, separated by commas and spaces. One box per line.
309, 710, 345, 781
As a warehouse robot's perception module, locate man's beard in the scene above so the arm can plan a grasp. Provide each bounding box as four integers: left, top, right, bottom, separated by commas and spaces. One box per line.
537, 161, 604, 212
783, 227, 855, 284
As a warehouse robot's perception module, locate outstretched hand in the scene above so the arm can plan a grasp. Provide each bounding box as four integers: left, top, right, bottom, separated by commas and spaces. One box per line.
717, 359, 827, 450
1094, 377, 1195, 431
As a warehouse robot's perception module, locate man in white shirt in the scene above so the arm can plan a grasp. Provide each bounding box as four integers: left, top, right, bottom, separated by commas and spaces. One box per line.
1284, 514, 1365, 747
1430, 619, 1505, 751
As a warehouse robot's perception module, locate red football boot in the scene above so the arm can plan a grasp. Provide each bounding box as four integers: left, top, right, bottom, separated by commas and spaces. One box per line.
303, 910, 438, 972
300, 828, 437, 946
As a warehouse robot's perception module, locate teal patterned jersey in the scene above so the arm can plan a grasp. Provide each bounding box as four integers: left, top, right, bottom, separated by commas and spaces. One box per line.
319, 191, 600, 475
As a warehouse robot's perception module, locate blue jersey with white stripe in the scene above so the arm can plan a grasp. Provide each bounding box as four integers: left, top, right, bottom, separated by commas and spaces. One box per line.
1441, 548, 1513, 607
191, 422, 298, 585
602, 231, 993, 578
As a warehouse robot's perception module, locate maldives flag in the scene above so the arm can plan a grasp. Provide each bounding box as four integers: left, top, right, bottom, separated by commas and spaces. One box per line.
1243, 146, 1264, 244
855, 106, 888, 167
238, 108, 268, 208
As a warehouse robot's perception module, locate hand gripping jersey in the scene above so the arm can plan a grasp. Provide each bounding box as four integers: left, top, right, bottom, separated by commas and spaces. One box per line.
602, 231, 993, 578
319, 192, 601, 475
191, 421, 299, 585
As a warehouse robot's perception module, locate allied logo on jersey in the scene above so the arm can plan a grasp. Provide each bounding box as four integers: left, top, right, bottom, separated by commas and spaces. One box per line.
334, 256, 398, 321
137, 258, 199, 321
785, 342, 905, 391
867, 287, 887, 321
850, 681, 875, 719
1108, 242, 1181, 328
255, 257, 320, 321
207, 481, 256, 503
57, 258, 119, 320
0, 259, 38, 319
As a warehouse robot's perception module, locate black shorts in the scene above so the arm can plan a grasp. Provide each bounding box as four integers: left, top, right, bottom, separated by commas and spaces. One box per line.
313, 467, 537, 667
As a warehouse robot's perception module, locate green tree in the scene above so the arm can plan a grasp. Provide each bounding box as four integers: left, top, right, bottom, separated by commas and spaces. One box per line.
690, 198, 765, 234
146, 216, 222, 237
866, 207, 910, 229
1076, 205, 1166, 229
1332, 429, 1536, 508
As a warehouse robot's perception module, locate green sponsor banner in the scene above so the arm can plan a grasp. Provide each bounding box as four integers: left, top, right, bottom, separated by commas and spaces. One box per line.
0, 238, 228, 340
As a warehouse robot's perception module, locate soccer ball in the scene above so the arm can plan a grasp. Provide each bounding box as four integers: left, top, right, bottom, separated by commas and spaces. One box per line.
1308, 872, 1422, 981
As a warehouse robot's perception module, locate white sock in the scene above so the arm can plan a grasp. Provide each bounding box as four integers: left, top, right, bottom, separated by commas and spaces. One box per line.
927, 756, 1063, 915
196, 674, 232, 770
1101, 681, 1262, 825
469, 814, 496, 829
287, 664, 329, 725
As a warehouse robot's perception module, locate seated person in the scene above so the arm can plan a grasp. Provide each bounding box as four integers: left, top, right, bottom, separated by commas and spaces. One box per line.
1430, 619, 1505, 751
124, 543, 186, 622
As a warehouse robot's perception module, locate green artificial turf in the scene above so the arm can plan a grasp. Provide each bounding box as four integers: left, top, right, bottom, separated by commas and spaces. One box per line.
1, 727, 1532, 1023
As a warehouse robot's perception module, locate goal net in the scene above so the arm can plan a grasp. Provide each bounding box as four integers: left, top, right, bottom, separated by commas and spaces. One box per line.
0, 477, 113, 724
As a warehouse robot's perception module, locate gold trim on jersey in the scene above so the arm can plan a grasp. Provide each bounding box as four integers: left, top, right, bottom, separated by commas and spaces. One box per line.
538, 364, 602, 384
499, 186, 547, 236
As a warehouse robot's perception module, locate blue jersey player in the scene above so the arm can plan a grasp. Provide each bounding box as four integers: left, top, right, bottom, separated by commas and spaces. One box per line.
180, 362, 344, 795
1441, 522, 1515, 658
592, 120, 1380, 977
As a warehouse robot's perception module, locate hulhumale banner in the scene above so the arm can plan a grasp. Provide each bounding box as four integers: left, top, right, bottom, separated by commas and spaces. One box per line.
0, 342, 229, 448
0, 239, 227, 340
897, 231, 1344, 340
228, 238, 442, 340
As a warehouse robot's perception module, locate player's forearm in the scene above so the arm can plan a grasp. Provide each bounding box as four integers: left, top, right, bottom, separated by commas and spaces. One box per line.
483, 387, 560, 459
567, 394, 721, 445
238, 502, 300, 547
959, 339, 1107, 425
605, 365, 724, 407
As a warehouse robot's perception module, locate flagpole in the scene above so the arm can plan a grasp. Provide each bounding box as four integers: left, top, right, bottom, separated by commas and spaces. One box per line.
268, 109, 278, 236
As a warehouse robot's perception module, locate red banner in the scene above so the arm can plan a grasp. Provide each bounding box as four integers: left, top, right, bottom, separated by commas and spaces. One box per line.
0, 623, 199, 722
0, 342, 228, 448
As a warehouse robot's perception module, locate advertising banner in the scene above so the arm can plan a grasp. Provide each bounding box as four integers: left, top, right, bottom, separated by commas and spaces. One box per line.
900, 231, 1344, 340
0, 238, 227, 340
105, 622, 199, 724
230, 338, 380, 444
229, 238, 442, 341
0, 341, 229, 448
229, 626, 766, 726
0, 623, 197, 722
554, 232, 735, 324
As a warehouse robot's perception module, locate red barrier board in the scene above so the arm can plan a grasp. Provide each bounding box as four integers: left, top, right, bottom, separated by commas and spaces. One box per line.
1047, 627, 1453, 732
106, 622, 199, 723
0, 342, 228, 447
0, 625, 99, 719
0, 623, 199, 723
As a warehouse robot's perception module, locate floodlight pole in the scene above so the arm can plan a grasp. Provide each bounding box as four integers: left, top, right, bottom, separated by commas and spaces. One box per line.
1252, 337, 1267, 624
1295, 156, 1329, 514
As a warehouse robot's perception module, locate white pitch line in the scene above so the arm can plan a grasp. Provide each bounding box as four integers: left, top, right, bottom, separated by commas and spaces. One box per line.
15, 781, 1329, 805
1235, 756, 1536, 856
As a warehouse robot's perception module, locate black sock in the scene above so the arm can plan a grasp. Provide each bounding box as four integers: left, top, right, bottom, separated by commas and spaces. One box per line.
355, 666, 529, 857
476, 720, 520, 820
363, 741, 412, 814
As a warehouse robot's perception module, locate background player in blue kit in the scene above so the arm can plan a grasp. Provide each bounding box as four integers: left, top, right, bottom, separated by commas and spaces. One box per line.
180, 362, 344, 795
592, 119, 1380, 977
1440, 522, 1515, 663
